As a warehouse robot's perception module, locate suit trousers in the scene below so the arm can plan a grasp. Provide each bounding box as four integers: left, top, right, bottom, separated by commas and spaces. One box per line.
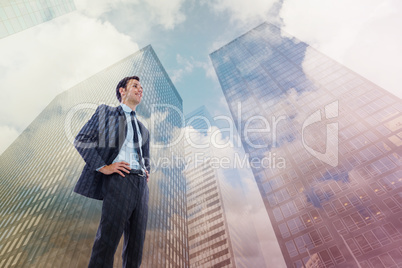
88, 172, 149, 268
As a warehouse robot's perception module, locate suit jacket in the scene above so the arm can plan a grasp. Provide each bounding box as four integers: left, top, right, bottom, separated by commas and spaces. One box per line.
74, 104, 150, 200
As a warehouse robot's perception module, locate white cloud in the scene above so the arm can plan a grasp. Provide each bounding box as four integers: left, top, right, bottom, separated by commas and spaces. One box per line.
280, 0, 402, 98
209, 39, 230, 53
170, 54, 194, 83
145, 0, 186, 29
208, 0, 278, 23
205, 0, 281, 52
207, 0, 402, 98
170, 54, 215, 83
0, 12, 139, 153
76, 0, 186, 30
0, 125, 19, 154
201, 59, 217, 80
74, 0, 120, 17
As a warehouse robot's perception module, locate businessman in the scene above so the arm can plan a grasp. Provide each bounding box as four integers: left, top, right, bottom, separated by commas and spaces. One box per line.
74, 76, 150, 268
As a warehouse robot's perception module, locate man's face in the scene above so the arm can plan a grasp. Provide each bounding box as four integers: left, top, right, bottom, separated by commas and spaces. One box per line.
121, 79, 143, 105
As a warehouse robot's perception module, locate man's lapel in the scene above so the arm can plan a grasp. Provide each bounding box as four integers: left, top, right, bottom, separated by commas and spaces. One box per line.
107, 105, 127, 163
137, 120, 148, 148
117, 105, 127, 150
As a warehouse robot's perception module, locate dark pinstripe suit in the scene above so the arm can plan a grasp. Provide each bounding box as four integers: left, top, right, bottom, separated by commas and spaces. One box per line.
74, 104, 150, 268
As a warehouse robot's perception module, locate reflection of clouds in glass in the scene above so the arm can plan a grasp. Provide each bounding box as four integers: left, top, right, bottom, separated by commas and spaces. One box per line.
302, 154, 401, 215
211, 24, 346, 159
212, 20, 402, 267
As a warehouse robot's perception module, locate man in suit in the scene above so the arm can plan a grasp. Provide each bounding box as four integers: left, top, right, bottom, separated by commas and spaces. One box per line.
74, 76, 150, 268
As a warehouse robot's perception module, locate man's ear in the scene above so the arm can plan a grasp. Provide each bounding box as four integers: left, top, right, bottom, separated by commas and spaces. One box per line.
119, 87, 126, 98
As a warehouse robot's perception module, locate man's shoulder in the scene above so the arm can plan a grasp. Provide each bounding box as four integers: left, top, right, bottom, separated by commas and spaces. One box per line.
96, 104, 121, 115
137, 118, 149, 132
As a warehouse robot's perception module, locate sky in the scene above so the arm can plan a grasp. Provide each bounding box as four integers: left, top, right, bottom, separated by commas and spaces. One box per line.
0, 0, 401, 155
0, 0, 401, 266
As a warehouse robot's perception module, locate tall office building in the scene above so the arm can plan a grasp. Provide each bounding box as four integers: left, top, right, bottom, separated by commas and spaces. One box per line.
185, 106, 268, 268
0, 0, 76, 39
210, 22, 402, 268
184, 106, 236, 268
0, 45, 188, 267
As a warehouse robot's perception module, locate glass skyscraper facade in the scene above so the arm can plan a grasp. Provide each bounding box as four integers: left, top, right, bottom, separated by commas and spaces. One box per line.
0, 45, 188, 267
184, 106, 236, 268
210, 22, 402, 268
0, 0, 76, 39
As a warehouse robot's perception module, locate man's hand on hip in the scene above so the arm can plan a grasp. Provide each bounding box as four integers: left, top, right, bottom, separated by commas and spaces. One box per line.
99, 161, 131, 177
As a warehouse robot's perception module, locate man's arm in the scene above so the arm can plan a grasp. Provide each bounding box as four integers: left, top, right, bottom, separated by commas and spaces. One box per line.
74, 105, 107, 171
98, 162, 131, 177
143, 129, 151, 174
145, 141, 150, 182
141, 127, 151, 182
75, 105, 131, 177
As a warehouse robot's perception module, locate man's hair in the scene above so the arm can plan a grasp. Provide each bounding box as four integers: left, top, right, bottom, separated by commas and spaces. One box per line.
116, 76, 140, 102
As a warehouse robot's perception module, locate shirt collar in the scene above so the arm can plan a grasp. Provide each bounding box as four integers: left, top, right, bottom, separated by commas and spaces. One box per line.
120, 103, 135, 114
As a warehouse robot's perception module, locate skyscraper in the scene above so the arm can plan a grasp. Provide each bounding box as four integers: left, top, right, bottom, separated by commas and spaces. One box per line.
0, 45, 188, 267
210, 22, 402, 268
184, 106, 236, 268
185, 106, 270, 268
0, 0, 76, 39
